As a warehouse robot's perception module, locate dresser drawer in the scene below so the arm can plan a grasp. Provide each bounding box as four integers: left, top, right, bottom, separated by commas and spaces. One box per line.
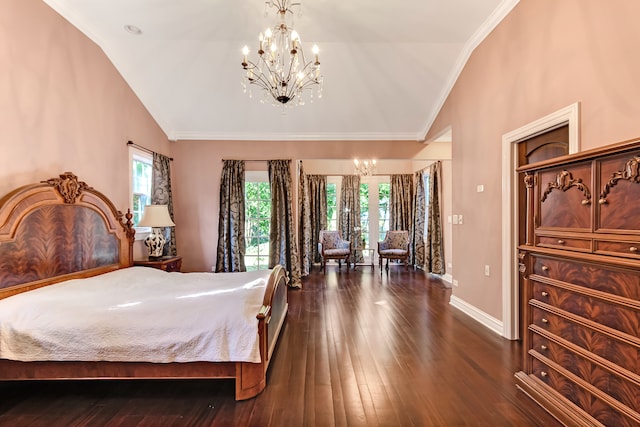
594, 239, 640, 260
531, 333, 639, 412
536, 235, 592, 252
532, 282, 638, 336
531, 255, 639, 300
530, 358, 637, 427
530, 306, 638, 373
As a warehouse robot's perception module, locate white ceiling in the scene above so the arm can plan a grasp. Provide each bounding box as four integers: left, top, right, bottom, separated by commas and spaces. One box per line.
42, 0, 518, 142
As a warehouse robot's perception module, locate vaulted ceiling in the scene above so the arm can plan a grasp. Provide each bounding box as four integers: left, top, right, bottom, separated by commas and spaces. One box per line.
43, 0, 518, 141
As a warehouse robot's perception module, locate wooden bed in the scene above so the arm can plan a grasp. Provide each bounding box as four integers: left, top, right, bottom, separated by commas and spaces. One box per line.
0, 172, 288, 400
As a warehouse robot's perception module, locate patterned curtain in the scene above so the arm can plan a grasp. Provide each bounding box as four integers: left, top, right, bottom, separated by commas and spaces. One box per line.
298, 163, 311, 276
426, 161, 445, 274
308, 175, 327, 264
339, 175, 363, 264
269, 160, 301, 287
215, 160, 246, 272
298, 166, 327, 276
151, 152, 176, 256
411, 168, 426, 268
390, 174, 414, 231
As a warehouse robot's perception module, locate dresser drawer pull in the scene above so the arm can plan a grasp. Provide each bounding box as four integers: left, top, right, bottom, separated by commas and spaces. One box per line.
540, 345, 548, 351
541, 318, 549, 324
540, 371, 548, 377
541, 265, 549, 271
541, 291, 549, 297
557, 239, 565, 244
630, 246, 638, 253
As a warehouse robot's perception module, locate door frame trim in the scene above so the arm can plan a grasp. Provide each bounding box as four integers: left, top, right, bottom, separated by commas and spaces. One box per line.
500, 102, 580, 339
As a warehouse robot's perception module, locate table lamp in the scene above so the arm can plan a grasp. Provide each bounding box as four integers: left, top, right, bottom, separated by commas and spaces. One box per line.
137, 204, 175, 259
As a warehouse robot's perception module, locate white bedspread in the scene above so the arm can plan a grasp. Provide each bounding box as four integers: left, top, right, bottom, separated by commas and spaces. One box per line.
0, 267, 272, 363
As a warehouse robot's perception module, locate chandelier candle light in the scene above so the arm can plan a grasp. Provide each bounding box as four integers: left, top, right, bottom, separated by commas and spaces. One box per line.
354, 159, 377, 176
241, 0, 323, 106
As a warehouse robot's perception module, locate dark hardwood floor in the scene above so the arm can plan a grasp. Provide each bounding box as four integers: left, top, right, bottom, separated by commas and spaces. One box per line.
0, 266, 560, 426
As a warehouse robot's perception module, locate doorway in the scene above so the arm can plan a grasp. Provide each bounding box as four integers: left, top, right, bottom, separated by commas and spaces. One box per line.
515, 125, 569, 339
500, 103, 580, 340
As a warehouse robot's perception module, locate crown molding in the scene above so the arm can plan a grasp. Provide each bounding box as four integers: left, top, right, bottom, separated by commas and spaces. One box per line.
171, 131, 421, 142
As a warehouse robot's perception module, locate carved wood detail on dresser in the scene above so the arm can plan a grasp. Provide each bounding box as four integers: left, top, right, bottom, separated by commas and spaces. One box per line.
517, 139, 640, 427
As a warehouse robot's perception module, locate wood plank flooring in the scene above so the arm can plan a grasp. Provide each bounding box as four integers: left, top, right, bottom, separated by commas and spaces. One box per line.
0, 267, 561, 426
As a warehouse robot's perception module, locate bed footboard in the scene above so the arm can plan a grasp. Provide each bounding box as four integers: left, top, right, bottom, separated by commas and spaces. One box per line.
236, 265, 289, 400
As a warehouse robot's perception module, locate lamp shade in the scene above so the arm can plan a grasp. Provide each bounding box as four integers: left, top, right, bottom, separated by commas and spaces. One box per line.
137, 205, 175, 227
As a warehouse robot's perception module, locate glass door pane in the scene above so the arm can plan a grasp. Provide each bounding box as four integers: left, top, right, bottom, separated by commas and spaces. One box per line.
378, 182, 390, 239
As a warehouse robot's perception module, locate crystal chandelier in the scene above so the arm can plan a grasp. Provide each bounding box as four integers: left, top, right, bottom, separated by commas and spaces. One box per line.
241, 0, 323, 106
354, 159, 377, 176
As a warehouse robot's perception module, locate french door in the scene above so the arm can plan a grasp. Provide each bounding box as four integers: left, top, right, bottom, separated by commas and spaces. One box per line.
327, 176, 390, 265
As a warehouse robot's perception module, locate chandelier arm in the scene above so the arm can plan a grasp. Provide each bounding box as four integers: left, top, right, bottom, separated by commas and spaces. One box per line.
243, 61, 274, 92
250, 73, 277, 95
270, 0, 300, 15
253, 59, 282, 92
293, 65, 320, 89
246, 73, 279, 100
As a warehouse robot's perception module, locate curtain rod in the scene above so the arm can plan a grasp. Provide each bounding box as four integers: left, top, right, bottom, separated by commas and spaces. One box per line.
127, 140, 173, 161
312, 174, 406, 177
221, 159, 291, 162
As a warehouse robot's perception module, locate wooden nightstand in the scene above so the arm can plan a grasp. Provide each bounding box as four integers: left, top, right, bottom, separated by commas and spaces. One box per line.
134, 256, 182, 272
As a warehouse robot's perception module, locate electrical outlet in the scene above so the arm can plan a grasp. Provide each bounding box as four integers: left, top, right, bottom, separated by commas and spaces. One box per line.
211, 266, 215, 272
477, 184, 485, 192
453, 279, 459, 287
484, 265, 490, 276
452, 215, 459, 225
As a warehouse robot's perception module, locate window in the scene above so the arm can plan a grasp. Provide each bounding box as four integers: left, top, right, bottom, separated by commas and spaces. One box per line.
245, 176, 271, 271
131, 151, 153, 227
359, 183, 369, 248
326, 180, 338, 230
378, 182, 390, 239
424, 173, 430, 238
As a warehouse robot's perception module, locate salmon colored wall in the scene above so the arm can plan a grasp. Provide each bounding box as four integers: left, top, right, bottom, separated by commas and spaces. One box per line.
426, 0, 640, 320
171, 140, 433, 272
1, 0, 169, 211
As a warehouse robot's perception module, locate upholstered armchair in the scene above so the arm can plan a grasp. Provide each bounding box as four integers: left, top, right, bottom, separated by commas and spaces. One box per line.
377, 230, 410, 271
319, 230, 351, 272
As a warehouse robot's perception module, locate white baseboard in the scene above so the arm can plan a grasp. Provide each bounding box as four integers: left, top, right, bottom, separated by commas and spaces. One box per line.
441, 273, 453, 284
449, 295, 503, 336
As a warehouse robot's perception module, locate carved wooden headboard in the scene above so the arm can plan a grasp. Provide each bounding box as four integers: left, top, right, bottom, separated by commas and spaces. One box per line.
0, 172, 135, 299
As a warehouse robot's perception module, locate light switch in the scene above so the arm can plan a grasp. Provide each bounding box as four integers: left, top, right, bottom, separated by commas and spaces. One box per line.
477, 184, 484, 193
458, 215, 463, 225
452, 215, 459, 225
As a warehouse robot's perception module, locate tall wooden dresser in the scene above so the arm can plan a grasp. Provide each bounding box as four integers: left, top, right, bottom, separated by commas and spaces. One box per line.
516, 139, 640, 427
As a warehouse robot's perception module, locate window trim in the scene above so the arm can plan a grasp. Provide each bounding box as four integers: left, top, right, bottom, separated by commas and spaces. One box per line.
129, 147, 153, 241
